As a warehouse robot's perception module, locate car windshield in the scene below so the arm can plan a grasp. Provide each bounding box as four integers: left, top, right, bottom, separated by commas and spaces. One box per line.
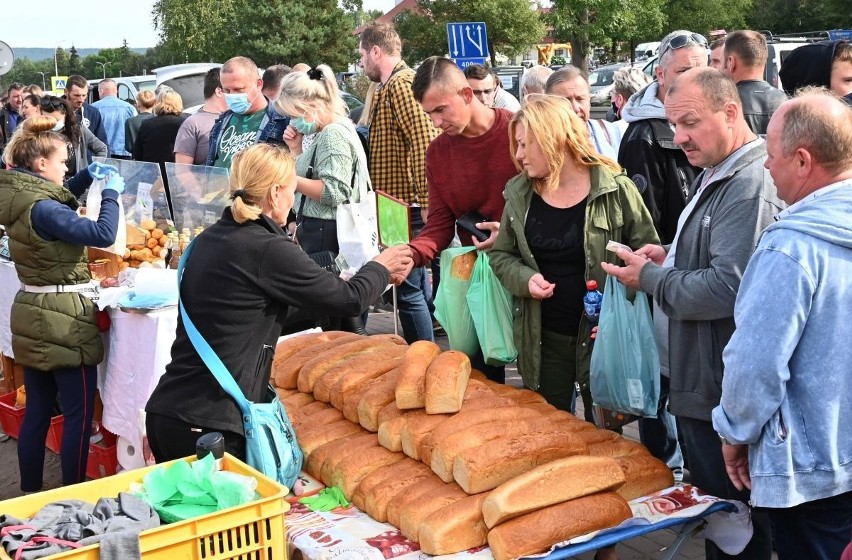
160, 75, 207, 108
135, 79, 156, 92
588, 69, 616, 87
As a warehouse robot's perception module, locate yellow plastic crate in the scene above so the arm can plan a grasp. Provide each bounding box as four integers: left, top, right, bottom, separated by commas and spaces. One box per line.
0, 453, 289, 560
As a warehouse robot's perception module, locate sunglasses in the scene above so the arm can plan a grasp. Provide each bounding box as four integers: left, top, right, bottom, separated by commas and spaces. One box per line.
471, 88, 496, 96
660, 33, 708, 57
40, 97, 65, 112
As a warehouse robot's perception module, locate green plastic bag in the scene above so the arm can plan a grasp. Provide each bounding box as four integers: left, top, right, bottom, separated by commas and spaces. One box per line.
433, 247, 479, 356
466, 252, 517, 366
590, 275, 660, 418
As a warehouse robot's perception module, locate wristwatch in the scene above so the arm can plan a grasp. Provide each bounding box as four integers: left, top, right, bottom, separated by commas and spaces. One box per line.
717, 432, 734, 446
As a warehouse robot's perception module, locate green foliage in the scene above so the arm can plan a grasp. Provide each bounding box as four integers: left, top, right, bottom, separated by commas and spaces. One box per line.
665, 0, 753, 36
152, 0, 239, 62
747, 0, 852, 35
393, 0, 545, 66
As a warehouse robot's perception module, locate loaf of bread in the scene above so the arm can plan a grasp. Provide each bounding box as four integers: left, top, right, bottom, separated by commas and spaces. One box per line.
398, 482, 468, 541
342, 374, 392, 423
351, 458, 424, 511
487, 492, 633, 560
319, 434, 381, 487
480, 380, 519, 396
386, 473, 447, 529
271, 331, 353, 387
575, 429, 622, 445
481, 455, 626, 528
418, 406, 549, 467
274, 333, 364, 389
280, 391, 315, 409
431, 416, 582, 483
469, 369, 487, 381
376, 401, 403, 428
293, 406, 344, 432
298, 337, 398, 395
296, 419, 366, 459
363, 462, 434, 522
312, 346, 403, 405
400, 413, 451, 460
377, 410, 430, 452
615, 455, 675, 501
419, 492, 490, 555
450, 250, 477, 280
453, 430, 588, 494
304, 432, 365, 480
588, 439, 649, 458
330, 351, 406, 410
425, 350, 471, 414
276, 387, 299, 401
357, 369, 405, 431
329, 445, 406, 499
395, 340, 442, 409
506, 388, 549, 405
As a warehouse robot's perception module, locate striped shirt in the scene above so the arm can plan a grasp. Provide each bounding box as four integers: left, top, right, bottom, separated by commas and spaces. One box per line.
367, 62, 438, 208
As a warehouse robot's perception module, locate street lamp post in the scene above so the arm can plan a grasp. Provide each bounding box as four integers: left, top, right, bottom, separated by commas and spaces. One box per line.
95, 62, 108, 79
36, 71, 47, 90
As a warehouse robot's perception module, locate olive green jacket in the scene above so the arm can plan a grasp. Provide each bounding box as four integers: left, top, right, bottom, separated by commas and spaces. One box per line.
0, 170, 103, 370
489, 166, 658, 391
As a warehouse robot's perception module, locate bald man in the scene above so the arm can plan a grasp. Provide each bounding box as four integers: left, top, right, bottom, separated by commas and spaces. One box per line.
713, 90, 852, 560
93, 79, 138, 157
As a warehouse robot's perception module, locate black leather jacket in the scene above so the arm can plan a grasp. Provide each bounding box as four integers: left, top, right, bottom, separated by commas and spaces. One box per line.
737, 80, 788, 136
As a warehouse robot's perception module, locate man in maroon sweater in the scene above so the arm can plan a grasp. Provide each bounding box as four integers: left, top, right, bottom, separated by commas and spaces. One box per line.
401, 56, 520, 381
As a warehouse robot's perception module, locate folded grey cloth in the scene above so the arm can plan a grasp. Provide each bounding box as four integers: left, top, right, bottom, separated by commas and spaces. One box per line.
0, 492, 160, 560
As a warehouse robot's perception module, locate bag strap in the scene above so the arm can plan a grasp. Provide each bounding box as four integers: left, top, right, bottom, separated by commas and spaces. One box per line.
177, 241, 252, 422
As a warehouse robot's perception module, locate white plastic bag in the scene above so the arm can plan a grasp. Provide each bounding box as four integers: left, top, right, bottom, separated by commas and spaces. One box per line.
335, 121, 379, 271
85, 178, 127, 255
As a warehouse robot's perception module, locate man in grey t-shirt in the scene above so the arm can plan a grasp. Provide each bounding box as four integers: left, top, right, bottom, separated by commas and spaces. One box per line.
174, 68, 227, 165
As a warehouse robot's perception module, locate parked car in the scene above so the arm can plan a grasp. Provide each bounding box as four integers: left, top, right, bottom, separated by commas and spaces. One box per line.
88, 63, 220, 113
88, 75, 156, 105
589, 63, 629, 106
493, 66, 526, 101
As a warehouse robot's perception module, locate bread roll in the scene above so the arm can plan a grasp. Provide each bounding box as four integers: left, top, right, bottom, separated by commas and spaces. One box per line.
297, 337, 397, 394
453, 430, 588, 494
377, 410, 429, 452
615, 455, 675, 501
296, 419, 365, 458
398, 482, 468, 541
395, 340, 442, 409
351, 458, 424, 511
400, 413, 451, 460
487, 492, 633, 560
330, 350, 406, 409
425, 350, 471, 414
329, 445, 406, 499
363, 462, 433, 522
431, 416, 583, 483
274, 333, 364, 389
450, 250, 477, 280
482, 456, 626, 528
588, 439, 649, 458
357, 368, 404, 431
304, 432, 364, 480
385, 473, 447, 529
419, 492, 490, 555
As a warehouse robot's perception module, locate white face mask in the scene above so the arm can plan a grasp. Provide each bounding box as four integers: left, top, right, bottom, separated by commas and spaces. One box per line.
51, 120, 65, 132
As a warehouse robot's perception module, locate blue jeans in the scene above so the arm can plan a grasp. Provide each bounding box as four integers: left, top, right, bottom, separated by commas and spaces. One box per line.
398, 207, 434, 343
19, 365, 98, 491
769, 491, 852, 560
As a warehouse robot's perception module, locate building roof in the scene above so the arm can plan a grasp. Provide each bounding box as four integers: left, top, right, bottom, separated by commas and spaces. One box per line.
353, 0, 420, 35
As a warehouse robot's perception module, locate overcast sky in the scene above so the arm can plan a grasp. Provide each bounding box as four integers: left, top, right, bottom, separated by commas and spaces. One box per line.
4, 0, 396, 49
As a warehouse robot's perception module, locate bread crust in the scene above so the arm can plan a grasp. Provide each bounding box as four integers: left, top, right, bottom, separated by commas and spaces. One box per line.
274, 333, 363, 389
419, 492, 490, 555
395, 341, 442, 409
357, 369, 404, 431
615, 455, 675, 501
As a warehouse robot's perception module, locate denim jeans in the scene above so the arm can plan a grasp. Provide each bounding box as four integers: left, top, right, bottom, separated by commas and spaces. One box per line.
397, 207, 434, 343
639, 374, 685, 471
769, 491, 852, 560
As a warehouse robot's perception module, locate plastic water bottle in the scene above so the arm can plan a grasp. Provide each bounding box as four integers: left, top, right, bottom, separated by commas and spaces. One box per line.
583, 280, 603, 327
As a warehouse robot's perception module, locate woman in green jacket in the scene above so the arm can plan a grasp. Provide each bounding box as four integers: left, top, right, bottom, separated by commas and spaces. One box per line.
490, 94, 658, 420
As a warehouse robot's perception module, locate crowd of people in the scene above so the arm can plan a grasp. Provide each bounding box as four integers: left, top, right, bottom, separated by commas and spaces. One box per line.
1, 22, 851, 560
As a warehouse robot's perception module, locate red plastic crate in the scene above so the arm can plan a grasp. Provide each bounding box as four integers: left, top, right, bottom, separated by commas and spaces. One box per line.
45, 414, 64, 454
0, 391, 25, 439
86, 430, 118, 480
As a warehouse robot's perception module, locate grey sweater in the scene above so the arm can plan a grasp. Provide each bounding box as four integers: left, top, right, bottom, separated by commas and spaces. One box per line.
638, 142, 785, 421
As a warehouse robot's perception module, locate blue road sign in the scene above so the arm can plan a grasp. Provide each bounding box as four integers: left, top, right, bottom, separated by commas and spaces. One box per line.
447, 22, 489, 59
455, 57, 486, 70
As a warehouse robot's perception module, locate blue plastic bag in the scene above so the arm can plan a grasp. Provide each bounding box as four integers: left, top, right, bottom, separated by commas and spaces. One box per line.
466, 252, 517, 366
433, 247, 479, 356
590, 275, 660, 417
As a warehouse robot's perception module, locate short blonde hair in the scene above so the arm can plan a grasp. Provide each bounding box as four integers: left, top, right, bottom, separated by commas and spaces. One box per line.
509, 94, 621, 194
136, 90, 156, 110
229, 144, 296, 224
153, 89, 183, 116
275, 65, 347, 123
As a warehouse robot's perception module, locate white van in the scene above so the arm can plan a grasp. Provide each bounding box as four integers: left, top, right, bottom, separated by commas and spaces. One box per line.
634, 42, 661, 60
89, 63, 221, 113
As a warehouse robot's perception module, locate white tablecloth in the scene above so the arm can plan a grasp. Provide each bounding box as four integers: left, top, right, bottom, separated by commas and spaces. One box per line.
0, 262, 18, 358
99, 306, 178, 470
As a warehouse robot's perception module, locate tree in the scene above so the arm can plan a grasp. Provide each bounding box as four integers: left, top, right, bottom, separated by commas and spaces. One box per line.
152, 0, 239, 62
665, 0, 752, 36
549, 0, 666, 72
393, 0, 545, 66
68, 46, 83, 76
747, 0, 852, 34
54, 47, 69, 76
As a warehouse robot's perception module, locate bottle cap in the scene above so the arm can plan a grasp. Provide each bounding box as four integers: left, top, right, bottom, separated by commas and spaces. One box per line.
586, 280, 598, 291
196, 432, 225, 465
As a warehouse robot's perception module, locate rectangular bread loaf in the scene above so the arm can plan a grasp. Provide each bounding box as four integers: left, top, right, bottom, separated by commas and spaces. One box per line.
588, 439, 649, 458
481, 455, 626, 528
418, 492, 490, 555
329, 445, 406, 499
274, 333, 364, 389
395, 340, 442, 409
453, 430, 588, 494
363, 461, 433, 523
272, 331, 353, 387
400, 413, 451, 460
297, 419, 365, 459
424, 350, 471, 414
487, 492, 633, 560
385, 473, 447, 529
304, 432, 364, 480
377, 410, 430, 452
398, 482, 468, 542
319, 434, 381, 487
615, 455, 675, 501
351, 458, 423, 511
357, 368, 404, 432
293, 406, 344, 432
505, 388, 549, 405
575, 429, 622, 445
297, 336, 399, 394
342, 374, 390, 423
330, 352, 406, 410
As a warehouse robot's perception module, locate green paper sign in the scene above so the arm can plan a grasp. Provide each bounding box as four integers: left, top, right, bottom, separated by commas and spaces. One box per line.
376, 190, 411, 246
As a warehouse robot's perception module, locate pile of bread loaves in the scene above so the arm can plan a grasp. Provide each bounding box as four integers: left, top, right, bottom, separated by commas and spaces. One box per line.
272, 332, 674, 560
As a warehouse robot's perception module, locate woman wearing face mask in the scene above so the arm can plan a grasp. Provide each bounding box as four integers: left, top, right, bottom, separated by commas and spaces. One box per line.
0, 116, 124, 492
277, 65, 374, 332
144, 143, 412, 462
39, 96, 107, 180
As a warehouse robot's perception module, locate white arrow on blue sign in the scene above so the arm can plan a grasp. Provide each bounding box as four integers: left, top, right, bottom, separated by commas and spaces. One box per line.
447, 22, 489, 59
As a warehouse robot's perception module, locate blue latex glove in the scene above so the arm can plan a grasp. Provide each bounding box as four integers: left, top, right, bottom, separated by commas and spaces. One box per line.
87, 162, 119, 180
104, 173, 125, 195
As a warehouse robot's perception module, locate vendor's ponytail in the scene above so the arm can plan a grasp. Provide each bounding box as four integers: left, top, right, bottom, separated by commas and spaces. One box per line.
229, 144, 295, 224
2, 116, 66, 170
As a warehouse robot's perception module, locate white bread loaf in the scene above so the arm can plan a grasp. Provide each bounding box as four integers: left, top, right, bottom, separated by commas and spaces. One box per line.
319, 434, 381, 487
418, 492, 490, 555
575, 429, 622, 445
342, 373, 395, 423
304, 432, 364, 480
588, 439, 650, 458
298, 336, 400, 394
481, 455, 626, 528
386, 473, 447, 529
271, 331, 353, 387
297, 419, 365, 459
357, 368, 405, 431
377, 410, 429, 452
395, 340, 442, 409
615, 454, 675, 501
487, 492, 633, 560
330, 352, 406, 410
398, 482, 468, 542
453, 430, 588, 494
424, 350, 471, 414
292, 406, 344, 432
363, 462, 434, 522
329, 445, 406, 499
274, 333, 363, 389
351, 458, 424, 511
400, 413, 452, 460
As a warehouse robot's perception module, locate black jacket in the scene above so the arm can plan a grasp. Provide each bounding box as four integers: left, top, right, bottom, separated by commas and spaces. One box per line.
74, 104, 108, 148
0, 104, 20, 154
145, 208, 389, 434
737, 80, 788, 136
618, 118, 699, 245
